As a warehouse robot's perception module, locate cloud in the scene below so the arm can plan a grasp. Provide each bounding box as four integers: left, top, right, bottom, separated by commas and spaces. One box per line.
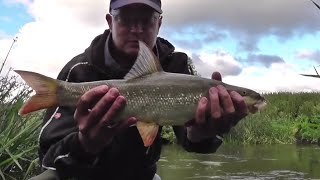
223, 62, 320, 93
244, 54, 285, 67
192, 50, 242, 78
28, 0, 108, 27
161, 0, 320, 52
163, 0, 320, 34
296, 49, 320, 62
160, 27, 227, 51
0, 0, 109, 78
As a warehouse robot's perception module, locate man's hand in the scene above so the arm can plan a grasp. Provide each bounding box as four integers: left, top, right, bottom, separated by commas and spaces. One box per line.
74, 85, 137, 155
186, 72, 249, 142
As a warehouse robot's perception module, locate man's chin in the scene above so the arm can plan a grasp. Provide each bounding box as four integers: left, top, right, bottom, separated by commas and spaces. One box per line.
124, 48, 139, 57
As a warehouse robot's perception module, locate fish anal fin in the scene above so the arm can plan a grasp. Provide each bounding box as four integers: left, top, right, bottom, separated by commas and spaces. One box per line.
136, 121, 159, 147
124, 41, 163, 80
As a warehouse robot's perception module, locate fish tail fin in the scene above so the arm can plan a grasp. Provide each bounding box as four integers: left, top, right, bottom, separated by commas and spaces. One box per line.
14, 70, 58, 116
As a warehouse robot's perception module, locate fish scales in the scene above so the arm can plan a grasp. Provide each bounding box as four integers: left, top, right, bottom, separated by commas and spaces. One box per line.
119, 83, 205, 125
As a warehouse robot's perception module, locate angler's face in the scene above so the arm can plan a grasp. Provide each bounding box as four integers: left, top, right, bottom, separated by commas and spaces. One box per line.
106, 4, 162, 57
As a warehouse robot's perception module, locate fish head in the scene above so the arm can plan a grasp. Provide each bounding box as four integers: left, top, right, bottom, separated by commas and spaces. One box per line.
235, 88, 267, 114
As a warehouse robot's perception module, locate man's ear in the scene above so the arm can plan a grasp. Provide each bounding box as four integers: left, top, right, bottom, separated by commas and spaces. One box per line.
106, 14, 113, 30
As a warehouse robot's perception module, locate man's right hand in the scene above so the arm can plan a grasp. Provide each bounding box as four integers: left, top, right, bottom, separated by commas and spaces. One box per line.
74, 85, 137, 155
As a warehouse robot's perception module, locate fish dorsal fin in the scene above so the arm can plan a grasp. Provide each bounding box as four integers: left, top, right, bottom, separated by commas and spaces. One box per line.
136, 121, 159, 147
124, 41, 163, 80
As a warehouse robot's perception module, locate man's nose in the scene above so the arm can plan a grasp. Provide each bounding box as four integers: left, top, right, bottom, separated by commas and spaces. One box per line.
129, 22, 143, 33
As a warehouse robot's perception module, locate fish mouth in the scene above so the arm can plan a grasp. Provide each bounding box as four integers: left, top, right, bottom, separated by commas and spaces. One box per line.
249, 99, 267, 114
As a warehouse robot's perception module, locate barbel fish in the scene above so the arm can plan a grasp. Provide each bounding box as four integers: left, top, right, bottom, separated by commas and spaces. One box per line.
15, 41, 266, 147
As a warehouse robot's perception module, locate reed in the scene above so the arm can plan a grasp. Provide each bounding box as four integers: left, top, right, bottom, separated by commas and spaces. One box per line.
0, 72, 43, 180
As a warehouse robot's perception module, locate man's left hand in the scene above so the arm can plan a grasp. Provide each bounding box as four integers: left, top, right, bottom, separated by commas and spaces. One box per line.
186, 72, 249, 142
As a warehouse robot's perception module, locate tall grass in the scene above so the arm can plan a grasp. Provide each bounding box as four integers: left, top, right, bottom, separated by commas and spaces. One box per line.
0, 72, 43, 180
223, 92, 320, 144
161, 92, 320, 145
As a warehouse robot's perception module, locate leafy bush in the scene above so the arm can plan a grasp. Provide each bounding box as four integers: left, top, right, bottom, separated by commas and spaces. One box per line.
295, 115, 320, 144
0, 72, 43, 180
161, 126, 176, 144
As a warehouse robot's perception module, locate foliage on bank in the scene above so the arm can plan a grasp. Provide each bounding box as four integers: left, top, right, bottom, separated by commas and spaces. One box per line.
162, 92, 320, 145
0, 73, 43, 180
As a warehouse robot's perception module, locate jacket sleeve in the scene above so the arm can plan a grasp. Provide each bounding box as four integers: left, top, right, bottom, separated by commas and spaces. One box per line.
173, 126, 223, 154
38, 59, 105, 179
40, 105, 119, 179
171, 55, 223, 154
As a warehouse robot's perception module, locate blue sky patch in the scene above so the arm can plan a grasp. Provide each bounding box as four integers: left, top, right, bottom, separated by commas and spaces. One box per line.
0, 1, 33, 36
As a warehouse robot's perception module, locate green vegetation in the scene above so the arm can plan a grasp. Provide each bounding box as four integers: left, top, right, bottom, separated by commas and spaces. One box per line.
0, 73, 43, 180
162, 92, 320, 145
225, 92, 320, 145
161, 126, 176, 144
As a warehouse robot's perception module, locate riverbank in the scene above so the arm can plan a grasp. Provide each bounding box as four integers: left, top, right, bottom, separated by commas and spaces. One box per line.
161, 92, 320, 145
1, 74, 320, 179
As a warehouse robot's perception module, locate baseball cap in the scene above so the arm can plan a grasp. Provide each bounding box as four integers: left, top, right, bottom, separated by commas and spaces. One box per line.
109, 0, 162, 14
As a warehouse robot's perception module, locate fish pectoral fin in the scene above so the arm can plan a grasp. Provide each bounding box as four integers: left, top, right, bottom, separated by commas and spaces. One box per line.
136, 121, 159, 147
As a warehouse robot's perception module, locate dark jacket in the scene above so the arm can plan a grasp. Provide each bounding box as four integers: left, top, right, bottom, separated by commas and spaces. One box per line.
38, 30, 222, 180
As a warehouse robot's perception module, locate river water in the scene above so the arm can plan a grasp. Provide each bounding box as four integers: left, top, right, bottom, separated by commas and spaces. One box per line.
157, 144, 320, 180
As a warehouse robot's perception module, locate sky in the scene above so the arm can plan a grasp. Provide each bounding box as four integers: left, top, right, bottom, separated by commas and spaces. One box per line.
0, 0, 320, 93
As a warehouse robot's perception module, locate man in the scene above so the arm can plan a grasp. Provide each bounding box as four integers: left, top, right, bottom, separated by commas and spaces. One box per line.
31, 0, 248, 179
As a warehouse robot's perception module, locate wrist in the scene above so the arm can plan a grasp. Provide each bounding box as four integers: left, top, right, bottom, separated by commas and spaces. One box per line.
186, 127, 206, 143
183, 128, 223, 154
66, 132, 97, 163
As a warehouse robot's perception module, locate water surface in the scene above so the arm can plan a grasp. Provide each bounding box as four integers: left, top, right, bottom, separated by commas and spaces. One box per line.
157, 144, 320, 180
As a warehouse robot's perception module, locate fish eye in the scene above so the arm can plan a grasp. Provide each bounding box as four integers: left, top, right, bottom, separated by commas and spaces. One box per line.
242, 91, 247, 95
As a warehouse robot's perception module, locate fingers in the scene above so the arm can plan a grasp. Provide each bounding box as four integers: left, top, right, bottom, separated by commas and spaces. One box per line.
75, 86, 127, 135
230, 91, 249, 125
209, 87, 221, 119
75, 85, 109, 133
194, 85, 235, 125
74, 86, 137, 155
211, 71, 222, 81
76, 85, 109, 116
193, 85, 246, 127
99, 95, 126, 129
88, 88, 121, 129
217, 85, 235, 114
86, 116, 137, 154
195, 97, 208, 125
114, 117, 137, 132
208, 85, 236, 120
